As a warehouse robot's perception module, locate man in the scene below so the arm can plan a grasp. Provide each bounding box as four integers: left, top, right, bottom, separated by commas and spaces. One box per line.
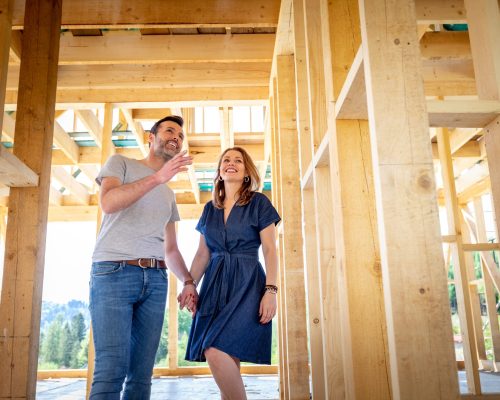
89, 115, 198, 399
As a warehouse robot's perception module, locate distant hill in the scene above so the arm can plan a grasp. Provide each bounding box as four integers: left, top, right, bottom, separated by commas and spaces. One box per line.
41, 300, 90, 332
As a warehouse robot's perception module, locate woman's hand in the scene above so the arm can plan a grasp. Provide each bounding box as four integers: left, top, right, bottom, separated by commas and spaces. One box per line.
177, 285, 199, 317
259, 291, 277, 324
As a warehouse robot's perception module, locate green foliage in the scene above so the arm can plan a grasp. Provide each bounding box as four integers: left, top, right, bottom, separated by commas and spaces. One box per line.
39, 301, 279, 370
38, 310, 89, 369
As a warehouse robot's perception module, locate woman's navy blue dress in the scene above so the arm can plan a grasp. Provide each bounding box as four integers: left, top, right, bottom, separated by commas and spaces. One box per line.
185, 192, 281, 364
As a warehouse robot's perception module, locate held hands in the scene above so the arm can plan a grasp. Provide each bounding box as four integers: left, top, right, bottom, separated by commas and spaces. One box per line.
177, 284, 199, 317
259, 291, 277, 324
155, 150, 193, 184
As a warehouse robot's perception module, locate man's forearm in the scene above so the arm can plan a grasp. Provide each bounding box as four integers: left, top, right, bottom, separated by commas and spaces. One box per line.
165, 249, 192, 283
101, 174, 161, 214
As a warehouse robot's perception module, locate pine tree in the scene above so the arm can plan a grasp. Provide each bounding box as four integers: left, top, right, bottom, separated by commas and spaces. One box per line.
77, 332, 90, 368
155, 311, 169, 365
41, 314, 64, 365
59, 322, 75, 368
70, 313, 86, 342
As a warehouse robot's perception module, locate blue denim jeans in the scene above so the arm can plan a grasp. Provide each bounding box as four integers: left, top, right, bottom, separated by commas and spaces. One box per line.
89, 261, 168, 400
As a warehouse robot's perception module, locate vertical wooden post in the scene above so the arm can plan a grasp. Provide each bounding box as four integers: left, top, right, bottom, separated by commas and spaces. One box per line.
464, 0, 500, 246
168, 237, 178, 369
358, 0, 459, 398
0, 206, 7, 242
322, 0, 392, 398
459, 212, 487, 369
276, 55, 310, 399
292, 0, 327, 397
270, 82, 288, 400
473, 197, 500, 369
86, 103, 115, 399
0, 0, 61, 398
0, 0, 14, 134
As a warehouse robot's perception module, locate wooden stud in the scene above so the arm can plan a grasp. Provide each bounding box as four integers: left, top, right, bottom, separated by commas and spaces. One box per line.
464, 1, 500, 244
359, 0, 460, 398
473, 198, 500, 369
86, 103, 114, 399
275, 54, 310, 400
269, 82, 288, 399
168, 260, 178, 369
323, 0, 391, 398
459, 212, 488, 367
437, 127, 481, 393
0, 0, 62, 397
0, 0, 14, 136
292, 0, 327, 397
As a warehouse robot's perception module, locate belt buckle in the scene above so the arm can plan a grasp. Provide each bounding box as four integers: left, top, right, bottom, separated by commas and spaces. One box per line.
138, 258, 153, 269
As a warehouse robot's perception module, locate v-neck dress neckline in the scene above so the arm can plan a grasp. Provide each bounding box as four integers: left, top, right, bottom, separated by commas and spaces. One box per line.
222, 203, 237, 227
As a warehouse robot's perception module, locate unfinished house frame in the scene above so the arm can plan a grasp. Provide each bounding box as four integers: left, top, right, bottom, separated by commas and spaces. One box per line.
1, 0, 500, 399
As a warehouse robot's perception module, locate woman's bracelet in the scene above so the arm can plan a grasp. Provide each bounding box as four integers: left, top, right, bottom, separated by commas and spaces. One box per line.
264, 284, 278, 294
184, 278, 197, 288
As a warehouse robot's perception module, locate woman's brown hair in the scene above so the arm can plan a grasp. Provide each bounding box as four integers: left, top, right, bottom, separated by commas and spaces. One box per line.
212, 147, 261, 209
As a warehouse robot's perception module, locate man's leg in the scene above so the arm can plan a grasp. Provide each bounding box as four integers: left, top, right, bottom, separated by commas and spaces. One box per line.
122, 268, 168, 400
89, 262, 139, 400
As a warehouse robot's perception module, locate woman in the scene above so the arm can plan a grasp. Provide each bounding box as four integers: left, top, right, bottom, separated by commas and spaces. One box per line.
180, 146, 280, 399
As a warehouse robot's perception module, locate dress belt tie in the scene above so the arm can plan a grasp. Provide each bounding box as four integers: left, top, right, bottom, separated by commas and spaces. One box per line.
198, 250, 258, 315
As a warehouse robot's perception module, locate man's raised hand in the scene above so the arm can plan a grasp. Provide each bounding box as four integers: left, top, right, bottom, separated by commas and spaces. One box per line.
155, 150, 193, 184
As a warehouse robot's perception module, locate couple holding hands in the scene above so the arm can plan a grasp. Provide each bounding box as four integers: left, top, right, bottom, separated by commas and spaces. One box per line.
89, 115, 280, 400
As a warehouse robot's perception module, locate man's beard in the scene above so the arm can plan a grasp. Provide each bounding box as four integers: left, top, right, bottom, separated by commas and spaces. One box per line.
154, 138, 178, 161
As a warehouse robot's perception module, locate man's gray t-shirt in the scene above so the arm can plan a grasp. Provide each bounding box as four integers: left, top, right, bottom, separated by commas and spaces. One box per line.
92, 154, 180, 262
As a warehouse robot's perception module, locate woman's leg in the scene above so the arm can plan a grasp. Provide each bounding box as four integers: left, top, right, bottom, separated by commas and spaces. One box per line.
205, 347, 247, 400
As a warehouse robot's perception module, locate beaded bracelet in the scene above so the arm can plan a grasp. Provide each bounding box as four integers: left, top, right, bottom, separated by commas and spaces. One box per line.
264, 284, 278, 294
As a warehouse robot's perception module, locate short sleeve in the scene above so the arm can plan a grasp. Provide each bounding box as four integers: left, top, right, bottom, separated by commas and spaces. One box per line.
96, 154, 126, 186
195, 202, 211, 235
257, 194, 281, 231
169, 201, 181, 223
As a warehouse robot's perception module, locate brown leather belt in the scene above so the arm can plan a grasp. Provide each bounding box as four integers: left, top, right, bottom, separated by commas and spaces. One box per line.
123, 259, 167, 269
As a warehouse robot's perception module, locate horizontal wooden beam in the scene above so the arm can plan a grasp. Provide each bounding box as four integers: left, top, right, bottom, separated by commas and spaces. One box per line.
420, 31, 471, 61
462, 243, 500, 252
11, 0, 281, 28
6, 63, 271, 91
335, 52, 498, 126
431, 141, 482, 159
46, 203, 206, 221
54, 31, 274, 65
335, 48, 478, 120
0, 145, 38, 187
132, 108, 173, 121
414, 0, 466, 23
427, 100, 500, 128
37, 365, 278, 379
57, 144, 265, 166
188, 132, 264, 147
4, 87, 269, 107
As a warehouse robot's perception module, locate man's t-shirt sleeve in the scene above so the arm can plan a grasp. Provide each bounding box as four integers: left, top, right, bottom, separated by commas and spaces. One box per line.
96, 154, 126, 186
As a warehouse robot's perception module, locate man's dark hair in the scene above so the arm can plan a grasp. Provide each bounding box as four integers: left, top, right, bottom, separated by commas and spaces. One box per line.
150, 115, 184, 136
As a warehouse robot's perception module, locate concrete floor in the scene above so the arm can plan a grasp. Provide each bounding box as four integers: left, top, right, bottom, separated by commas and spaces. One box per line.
36, 371, 500, 399
36, 375, 280, 399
